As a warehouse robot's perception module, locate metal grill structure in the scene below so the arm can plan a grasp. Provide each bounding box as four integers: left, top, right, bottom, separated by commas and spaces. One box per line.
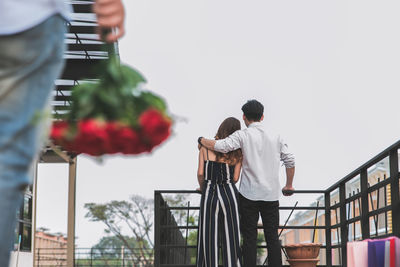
53, 0, 118, 119
154, 140, 400, 267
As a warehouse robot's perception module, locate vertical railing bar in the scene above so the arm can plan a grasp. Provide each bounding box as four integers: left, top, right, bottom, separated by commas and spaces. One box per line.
376, 178, 380, 236
90, 247, 93, 267
384, 174, 388, 235
346, 193, 351, 243
325, 192, 332, 267
368, 184, 377, 236
334, 200, 341, 264
356, 188, 361, 240
347, 193, 351, 241
352, 191, 356, 241
184, 201, 190, 264
360, 169, 370, 240
154, 191, 161, 267
339, 183, 348, 267
389, 149, 400, 236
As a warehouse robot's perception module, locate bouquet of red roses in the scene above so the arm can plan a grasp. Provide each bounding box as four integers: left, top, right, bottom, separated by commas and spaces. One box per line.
50, 50, 172, 156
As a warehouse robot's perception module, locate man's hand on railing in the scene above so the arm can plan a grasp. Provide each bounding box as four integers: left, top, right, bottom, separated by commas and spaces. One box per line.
282, 185, 295, 196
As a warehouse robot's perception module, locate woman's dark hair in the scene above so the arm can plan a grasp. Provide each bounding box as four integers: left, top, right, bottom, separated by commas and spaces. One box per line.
214, 117, 242, 165
241, 99, 264, 121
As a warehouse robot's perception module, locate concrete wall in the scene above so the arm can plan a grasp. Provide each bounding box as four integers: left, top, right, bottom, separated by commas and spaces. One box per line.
8, 251, 33, 267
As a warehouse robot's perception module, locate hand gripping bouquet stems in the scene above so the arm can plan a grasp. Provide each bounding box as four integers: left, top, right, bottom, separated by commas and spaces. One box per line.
50, 45, 172, 156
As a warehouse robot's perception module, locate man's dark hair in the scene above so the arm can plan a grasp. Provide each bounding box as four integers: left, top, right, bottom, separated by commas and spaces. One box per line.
241, 99, 264, 121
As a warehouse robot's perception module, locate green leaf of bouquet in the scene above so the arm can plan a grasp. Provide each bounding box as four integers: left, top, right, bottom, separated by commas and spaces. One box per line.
141, 92, 167, 112
106, 59, 123, 83
120, 65, 146, 89
70, 83, 97, 120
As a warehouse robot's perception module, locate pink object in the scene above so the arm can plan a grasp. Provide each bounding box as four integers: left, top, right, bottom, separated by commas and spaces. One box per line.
347, 237, 400, 267
389, 238, 395, 267
382, 236, 400, 267
347, 241, 368, 267
394, 237, 400, 267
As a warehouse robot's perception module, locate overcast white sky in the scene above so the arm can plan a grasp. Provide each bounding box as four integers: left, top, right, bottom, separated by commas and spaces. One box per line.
37, 0, 400, 248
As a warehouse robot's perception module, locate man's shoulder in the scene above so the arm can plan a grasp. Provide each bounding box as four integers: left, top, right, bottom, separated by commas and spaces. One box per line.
249, 124, 281, 138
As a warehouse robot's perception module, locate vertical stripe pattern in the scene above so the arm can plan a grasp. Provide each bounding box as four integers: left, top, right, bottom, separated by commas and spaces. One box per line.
197, 160, 242, 267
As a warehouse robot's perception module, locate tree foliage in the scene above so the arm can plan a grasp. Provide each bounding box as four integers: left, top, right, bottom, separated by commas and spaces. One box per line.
85, 195, 153, 265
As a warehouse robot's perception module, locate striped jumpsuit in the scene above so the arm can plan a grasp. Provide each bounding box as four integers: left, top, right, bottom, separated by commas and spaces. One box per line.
197, 152, 242, 267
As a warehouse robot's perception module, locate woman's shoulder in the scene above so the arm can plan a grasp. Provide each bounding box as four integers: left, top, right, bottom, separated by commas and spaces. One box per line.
199, 146, 214, 156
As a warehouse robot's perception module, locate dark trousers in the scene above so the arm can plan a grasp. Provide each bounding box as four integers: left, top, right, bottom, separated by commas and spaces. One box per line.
239, 194, 282, 267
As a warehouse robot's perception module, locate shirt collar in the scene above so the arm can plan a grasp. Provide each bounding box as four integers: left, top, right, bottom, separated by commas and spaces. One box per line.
248, 122, 262, 128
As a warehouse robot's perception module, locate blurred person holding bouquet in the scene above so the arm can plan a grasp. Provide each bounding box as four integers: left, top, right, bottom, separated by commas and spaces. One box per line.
196, 117, 243, 267
0, 0, 125, 265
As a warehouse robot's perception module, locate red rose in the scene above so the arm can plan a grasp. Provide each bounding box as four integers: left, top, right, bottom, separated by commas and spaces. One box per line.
106, 122, 124, 154
74, 119, 109, 156
106, 122, 140, 154
106, 122, 153, 155
139, 109, 171, 147
50, 121, 69, 142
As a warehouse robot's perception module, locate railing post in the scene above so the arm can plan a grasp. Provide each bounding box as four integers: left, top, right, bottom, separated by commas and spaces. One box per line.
339, 183, 348, 267
360, 169, 370, 239
154, 191, 161, 267
37, 248, 40, 266
389, 149, 400, 236
67, 156, 77, 267
325, 191, 332, 267
90, 247, 93, 267
121, 246, 125, 267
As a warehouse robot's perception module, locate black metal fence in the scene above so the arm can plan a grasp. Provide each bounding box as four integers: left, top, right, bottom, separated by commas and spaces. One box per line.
154, 140, 400, 267
35, 247, 153, 267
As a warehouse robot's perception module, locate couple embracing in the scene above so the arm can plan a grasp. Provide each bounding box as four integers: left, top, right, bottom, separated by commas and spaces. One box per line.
196, 99, 296, 267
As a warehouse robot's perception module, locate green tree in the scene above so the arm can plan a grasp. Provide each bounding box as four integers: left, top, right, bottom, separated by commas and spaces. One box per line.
92, 235, 139, 258
85, 195, 153, 265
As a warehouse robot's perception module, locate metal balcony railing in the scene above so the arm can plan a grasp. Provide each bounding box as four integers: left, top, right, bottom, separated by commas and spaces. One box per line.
35, 247, 154, 267
154, 140, 400, 267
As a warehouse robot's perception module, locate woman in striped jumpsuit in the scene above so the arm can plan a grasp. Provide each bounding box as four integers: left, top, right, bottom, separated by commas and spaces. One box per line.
197, 117, 243, 267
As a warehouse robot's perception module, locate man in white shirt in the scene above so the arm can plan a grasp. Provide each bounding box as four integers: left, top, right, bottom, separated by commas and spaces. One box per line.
0, 1, 125, 265
198, 99, 295, 267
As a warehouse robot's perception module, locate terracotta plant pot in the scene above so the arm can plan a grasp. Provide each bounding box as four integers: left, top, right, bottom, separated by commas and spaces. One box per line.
283, 243, 322, 259
287, 258, 319, 267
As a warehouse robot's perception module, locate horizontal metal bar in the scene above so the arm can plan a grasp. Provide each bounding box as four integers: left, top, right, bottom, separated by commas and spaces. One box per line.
155, 189, 325, 195
155, 190, 201, 194
54, 95, 71, 102
159, 265, 334, 267
161, 205, 326, 211
72, 3, 93, 13
159, 244, 329, 249
69, 25, 97, 34
326, 141, 400, 192
345, 193, 361, 203
369, 205, 392, 217
367, 177, 392, 193
67, 43, 104, 51
279, 206, 325, 210
287, 190, 325, 194
160, 225, 327, 230
161, 206, 200, 210
61, 58, 106, 80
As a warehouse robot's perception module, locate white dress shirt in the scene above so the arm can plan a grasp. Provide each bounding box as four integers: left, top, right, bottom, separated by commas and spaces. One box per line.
214, 122, 295, 201
0, 0, 71, 35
